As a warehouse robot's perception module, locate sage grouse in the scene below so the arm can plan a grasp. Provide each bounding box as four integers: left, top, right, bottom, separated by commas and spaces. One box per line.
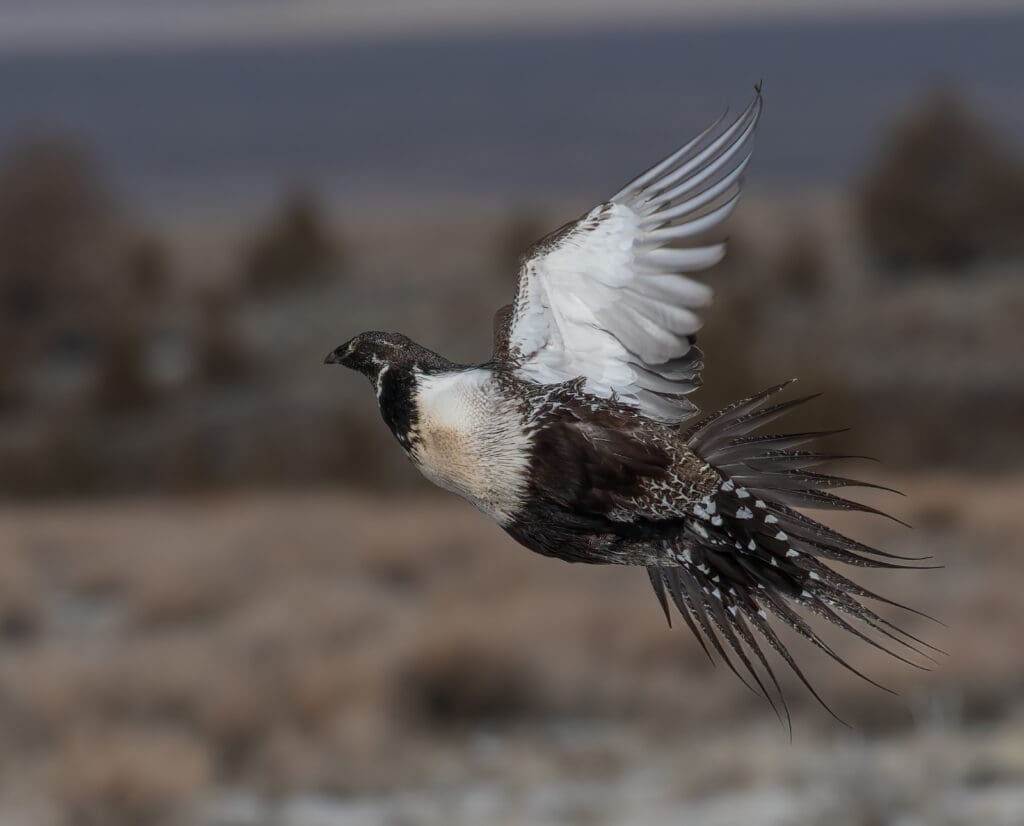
326, 88, 937, 724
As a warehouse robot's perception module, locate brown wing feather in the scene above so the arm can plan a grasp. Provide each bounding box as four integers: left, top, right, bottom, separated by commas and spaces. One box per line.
530, 409, 672, 515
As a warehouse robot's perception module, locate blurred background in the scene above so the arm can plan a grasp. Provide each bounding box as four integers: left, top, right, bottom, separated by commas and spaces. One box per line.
1, 1, 1023, 824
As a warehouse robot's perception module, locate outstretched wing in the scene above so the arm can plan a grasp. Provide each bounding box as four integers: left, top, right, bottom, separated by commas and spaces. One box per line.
496, 90, 763, 421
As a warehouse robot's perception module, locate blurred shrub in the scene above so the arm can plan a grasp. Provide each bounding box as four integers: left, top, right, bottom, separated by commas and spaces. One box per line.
0, 135, 115, 327
0, 429, 98, 498
692, 242, 765, 410
195, 288, 248, 385
94, 311, 155, 413
399, 638, 544, 726
121, 234, 170, 301
861, 92, 1024, 269
242, 189, 340, 293
166, 429, 220, 492
0, 546, 41, 642
0, 348, 24, 411
0, 135, 168, 418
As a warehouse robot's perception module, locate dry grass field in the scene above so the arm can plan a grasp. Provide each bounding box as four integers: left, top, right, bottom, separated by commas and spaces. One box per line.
1, 473, 1022, 825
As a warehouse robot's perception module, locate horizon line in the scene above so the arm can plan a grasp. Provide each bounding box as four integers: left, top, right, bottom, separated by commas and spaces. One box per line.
0, 0, 1021, 58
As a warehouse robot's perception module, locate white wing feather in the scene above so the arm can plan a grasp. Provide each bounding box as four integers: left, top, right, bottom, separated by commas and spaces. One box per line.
504, 91, 763, 421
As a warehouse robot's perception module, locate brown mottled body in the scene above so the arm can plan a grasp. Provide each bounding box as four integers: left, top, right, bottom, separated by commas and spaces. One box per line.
499, 373, 720, 565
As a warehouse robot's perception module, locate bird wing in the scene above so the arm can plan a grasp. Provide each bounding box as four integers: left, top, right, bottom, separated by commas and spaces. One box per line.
496, 90, 762, 422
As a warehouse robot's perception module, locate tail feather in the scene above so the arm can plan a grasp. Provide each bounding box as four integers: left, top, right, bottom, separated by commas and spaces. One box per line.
742, 451, 878, 471
762, 488, 913, 527
646, 382, 940, 727
728, 468, 902, 494
760, 499, 932, 563
710, 429, 852, 462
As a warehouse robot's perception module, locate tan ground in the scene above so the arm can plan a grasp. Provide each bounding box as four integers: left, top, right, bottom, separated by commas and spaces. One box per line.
0, 474, 1022, 825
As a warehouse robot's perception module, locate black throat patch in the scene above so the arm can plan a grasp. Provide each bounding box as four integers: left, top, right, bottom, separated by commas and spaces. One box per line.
376, 367, 418, 450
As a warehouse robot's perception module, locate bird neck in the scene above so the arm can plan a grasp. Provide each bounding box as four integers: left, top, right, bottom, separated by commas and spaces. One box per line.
375, 364, 420, 451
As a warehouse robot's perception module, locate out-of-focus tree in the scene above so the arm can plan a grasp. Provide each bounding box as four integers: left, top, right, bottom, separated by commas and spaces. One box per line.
0, 135, 116, 326
94, 310, 154, 413
0, 135, 120, 409
242, 189, 340, 293
861, 92, 1024, 269
0, 353, 20, 411
122, 234, 170, 301
195, 287, 248, 385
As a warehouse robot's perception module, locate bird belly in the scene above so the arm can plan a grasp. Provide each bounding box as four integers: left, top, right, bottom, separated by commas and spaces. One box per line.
411, 370, 531, 524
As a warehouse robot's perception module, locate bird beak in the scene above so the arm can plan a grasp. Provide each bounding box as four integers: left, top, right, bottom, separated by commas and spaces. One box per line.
324, 346, 346, 365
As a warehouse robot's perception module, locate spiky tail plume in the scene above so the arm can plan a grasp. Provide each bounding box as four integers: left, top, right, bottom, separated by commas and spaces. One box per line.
647, 381, 942, 729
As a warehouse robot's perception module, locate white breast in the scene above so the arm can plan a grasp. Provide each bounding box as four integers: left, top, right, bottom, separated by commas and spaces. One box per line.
411, 369, 531, 524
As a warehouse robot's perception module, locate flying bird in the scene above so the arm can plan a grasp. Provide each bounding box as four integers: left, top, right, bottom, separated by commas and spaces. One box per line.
325, 88, 938, 724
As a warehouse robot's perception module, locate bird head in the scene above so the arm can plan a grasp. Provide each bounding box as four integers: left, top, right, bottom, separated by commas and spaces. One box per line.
324, 331, 414, 381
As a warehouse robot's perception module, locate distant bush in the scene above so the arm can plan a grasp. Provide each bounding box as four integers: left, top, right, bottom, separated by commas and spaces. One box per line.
242, 189, 340, 293
0, 546, 41, 642
861, 92, 1024, 269
121, 234, 170, 301
0, 135, 116, 327
399, 639, 544, 726
0, 347, 25, 411
0, 429, 99, 498
94, 311, 155, 413
0, 135, 166, 416
194, 288, 248, 385
692, 236, 765, 410
166, 429, 219, 493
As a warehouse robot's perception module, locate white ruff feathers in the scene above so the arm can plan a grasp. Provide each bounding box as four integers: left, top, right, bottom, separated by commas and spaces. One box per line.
411, 369, 531, 525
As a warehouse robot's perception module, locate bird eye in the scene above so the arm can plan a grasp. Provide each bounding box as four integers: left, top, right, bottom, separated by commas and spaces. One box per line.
347, 340, 358, 355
